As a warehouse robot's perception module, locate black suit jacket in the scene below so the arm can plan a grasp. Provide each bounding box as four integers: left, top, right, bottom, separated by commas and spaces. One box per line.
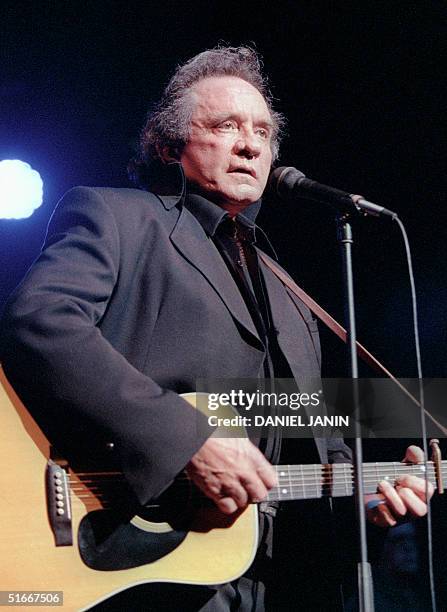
1, 184, 351, 504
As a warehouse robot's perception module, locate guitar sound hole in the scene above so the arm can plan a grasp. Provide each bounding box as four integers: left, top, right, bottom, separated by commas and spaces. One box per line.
137, 474, 196, 528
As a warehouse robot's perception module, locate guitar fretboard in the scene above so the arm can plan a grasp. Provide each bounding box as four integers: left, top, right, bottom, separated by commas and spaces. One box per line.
266, 460, 445, 502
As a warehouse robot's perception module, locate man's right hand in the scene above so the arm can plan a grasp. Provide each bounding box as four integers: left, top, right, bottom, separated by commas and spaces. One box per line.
186, 437, 277, 515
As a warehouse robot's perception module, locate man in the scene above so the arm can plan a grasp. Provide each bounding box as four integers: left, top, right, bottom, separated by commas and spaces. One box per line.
1, 46, 433, 610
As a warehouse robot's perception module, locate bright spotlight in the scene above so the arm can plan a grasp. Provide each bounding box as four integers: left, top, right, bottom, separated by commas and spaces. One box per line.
0, 159, 43, 219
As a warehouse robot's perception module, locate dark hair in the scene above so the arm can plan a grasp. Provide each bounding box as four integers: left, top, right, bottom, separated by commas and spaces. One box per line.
129, 46, 285, 186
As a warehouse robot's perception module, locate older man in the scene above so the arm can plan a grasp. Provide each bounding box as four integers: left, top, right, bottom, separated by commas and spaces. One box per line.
1, 46, 432, 610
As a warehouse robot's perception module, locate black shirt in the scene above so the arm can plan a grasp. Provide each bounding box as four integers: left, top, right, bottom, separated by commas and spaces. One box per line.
184, 193, 295, 463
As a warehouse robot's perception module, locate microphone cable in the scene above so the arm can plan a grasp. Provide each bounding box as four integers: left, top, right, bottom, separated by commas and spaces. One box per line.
393, 215, 437, 612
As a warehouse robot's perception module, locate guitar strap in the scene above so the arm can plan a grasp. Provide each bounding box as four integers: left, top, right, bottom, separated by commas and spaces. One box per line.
258, 250, 447, 436
258, 251, 383, 374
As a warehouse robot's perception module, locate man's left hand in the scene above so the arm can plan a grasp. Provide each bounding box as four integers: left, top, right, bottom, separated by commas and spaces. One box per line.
365, 445, 434, 528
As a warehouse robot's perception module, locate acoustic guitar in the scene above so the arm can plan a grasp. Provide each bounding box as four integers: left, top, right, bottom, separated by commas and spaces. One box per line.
0, 368, 443, 611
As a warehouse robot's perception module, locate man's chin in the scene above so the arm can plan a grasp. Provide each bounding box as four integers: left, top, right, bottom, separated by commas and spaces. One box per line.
225, 185, 262, 206
190, 183, 262, 211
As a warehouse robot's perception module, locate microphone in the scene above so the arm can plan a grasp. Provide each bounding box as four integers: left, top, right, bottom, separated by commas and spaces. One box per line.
269, 166, 397, 219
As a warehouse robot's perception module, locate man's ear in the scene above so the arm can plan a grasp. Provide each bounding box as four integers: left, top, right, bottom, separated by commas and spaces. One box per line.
158, 145, 180, 163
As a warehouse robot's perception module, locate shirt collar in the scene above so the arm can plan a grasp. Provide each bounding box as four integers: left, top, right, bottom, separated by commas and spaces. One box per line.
184, 193, 262, 238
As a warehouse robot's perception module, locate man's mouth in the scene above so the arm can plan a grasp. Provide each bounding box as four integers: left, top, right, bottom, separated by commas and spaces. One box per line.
229, 168, 256, 178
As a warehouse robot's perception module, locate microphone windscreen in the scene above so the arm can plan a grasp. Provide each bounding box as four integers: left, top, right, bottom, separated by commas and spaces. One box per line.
269, 166, 306, 198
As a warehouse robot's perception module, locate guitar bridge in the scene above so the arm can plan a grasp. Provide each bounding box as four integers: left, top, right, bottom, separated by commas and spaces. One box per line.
45, 459, 73, 546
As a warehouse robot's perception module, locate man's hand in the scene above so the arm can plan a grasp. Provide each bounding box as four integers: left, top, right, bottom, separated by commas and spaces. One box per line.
365, 445, 434, 528
186, 437, 277, 515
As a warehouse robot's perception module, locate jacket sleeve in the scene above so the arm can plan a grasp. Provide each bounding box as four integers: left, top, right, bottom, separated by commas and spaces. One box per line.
0, 186, 211, 505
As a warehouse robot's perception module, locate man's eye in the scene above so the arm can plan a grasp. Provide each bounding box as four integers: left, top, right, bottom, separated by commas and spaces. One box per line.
256, 128, 269, 139
218, 121, 237, 130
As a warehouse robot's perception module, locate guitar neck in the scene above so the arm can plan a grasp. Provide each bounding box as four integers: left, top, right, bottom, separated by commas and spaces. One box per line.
266, 460, 446, 502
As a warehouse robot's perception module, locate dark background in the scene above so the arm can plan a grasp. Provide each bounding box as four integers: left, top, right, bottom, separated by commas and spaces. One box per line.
1, 2, 446, 607
1, 1, 445, 380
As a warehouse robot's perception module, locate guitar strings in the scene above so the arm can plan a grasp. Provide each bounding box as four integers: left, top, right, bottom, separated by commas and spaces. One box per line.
64, 462, 443, 507
66, 465, 440, 486
66, 462, 441, 479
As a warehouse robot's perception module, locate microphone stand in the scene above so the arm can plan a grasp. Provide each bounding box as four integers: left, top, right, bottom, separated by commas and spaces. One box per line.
336, 214, 375, 612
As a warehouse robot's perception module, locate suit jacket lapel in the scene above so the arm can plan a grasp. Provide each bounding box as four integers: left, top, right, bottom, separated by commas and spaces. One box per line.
170, 206, 262, 347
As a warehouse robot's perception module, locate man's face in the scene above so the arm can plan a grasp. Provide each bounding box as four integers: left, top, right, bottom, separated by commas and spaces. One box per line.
180, 76, 274, 214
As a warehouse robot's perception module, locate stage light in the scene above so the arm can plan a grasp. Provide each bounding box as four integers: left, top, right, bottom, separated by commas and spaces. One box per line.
0, 159, 43, 219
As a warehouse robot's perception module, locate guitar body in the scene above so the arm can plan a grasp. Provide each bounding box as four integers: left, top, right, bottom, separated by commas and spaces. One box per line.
0, 370, 258, 611
3, 367, 439, 610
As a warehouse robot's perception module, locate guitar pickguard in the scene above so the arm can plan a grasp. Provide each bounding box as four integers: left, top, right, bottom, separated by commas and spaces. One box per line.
78, 509, 188, 571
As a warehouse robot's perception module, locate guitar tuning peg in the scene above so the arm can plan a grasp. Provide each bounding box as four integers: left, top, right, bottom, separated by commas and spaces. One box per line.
429, 439, 443, 494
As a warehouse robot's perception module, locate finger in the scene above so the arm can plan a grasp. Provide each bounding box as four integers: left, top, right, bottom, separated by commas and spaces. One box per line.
203, 476, 224, 496
376, 502, 397, 527
403, 445, 424, 464
256, 463, 278, 489
370, 502, 397, 528
198, 469, 250, 511
396, 487, 428, 517
217, 463, 266, 506
377, 480, 407, 517
248, 446, 277, 488
241, 477, 268, 503
218, 480, 249, 509
197, 477, 247, 514
190, 478, 240, 514
215, 496, 239, 515
220, 465, 269, 506
395, 475, 435, 502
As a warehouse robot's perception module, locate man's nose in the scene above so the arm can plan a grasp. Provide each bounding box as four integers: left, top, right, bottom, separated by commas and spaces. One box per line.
233, 130, 262, 158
